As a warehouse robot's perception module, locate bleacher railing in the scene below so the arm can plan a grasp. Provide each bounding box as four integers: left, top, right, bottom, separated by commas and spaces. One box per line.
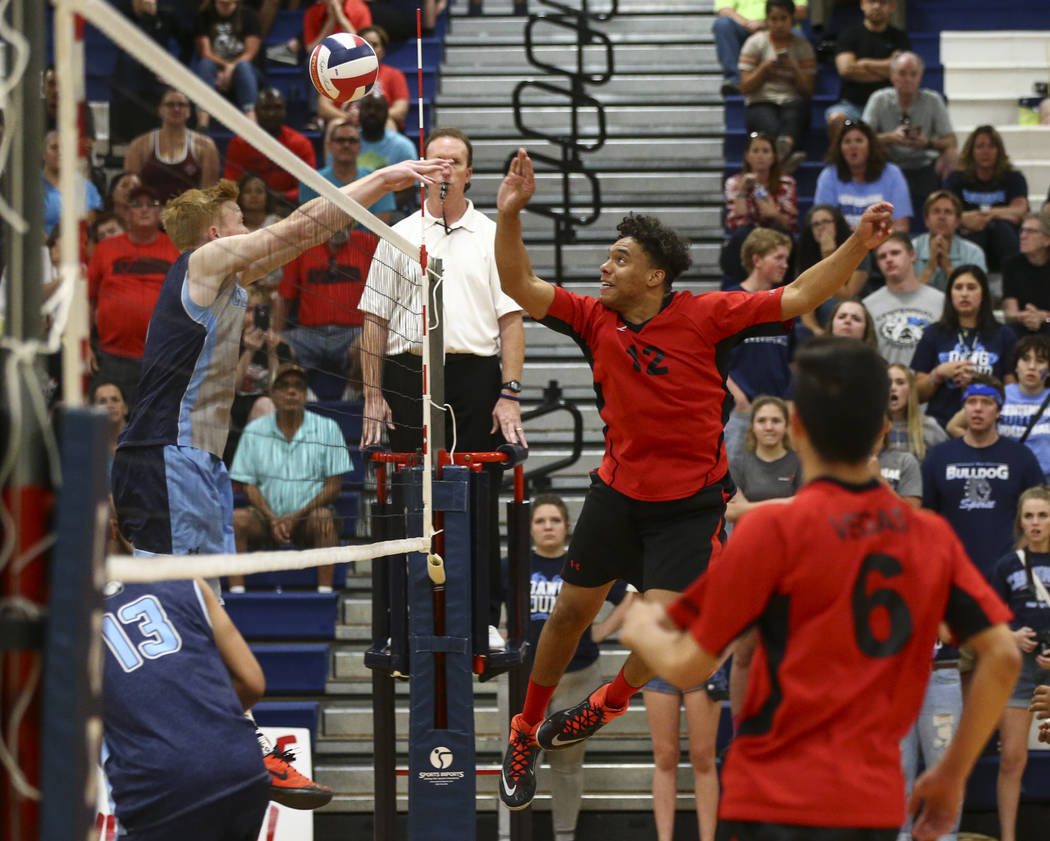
510, 0, 618, 283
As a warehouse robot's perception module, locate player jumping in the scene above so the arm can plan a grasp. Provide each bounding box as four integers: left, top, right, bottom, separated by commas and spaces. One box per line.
493, 147, 896, 810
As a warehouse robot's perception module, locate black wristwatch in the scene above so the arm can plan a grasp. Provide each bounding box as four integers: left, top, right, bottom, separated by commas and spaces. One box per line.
501, 380, 522, 394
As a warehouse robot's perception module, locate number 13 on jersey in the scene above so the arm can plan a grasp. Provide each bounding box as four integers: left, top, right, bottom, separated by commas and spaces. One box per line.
102, 595, 183, 673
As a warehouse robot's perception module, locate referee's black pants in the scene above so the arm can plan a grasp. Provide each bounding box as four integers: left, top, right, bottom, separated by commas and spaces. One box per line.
382, 351, 506, 625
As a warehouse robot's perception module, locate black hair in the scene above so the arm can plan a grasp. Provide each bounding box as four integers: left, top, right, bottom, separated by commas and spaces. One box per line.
766, 0, 796, 16
791, 336, 889, 464
937, 264, 998, 334
425, 126, 473, 168
1012, 334, 1050, 373
794, 204, 852, 274
829, 120, 889, 183
616, 213, 693, 287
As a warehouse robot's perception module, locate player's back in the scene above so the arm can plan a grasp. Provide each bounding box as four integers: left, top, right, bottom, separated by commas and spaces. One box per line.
722, 478, 999, 828
119, 250, 248, 458
101, 579, 265, 831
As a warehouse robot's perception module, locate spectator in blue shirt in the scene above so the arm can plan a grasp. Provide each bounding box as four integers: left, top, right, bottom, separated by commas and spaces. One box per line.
229, 362, 352, 592
299, 119, 395, 226
921, 375, 1044, 584
814, 119, 911, 232
42, 130, 102, 235
912, 265, 1016, 429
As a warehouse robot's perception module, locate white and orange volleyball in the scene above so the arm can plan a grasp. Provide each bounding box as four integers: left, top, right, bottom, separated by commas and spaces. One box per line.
308, 33, 380, 104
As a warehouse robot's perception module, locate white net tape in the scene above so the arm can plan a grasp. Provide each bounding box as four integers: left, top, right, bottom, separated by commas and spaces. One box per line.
106, 536, 430, 583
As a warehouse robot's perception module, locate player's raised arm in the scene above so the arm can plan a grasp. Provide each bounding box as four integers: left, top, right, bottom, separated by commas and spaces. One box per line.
780, 201, 895, 320
190, 158, 451, 298
495, 149, 556, 319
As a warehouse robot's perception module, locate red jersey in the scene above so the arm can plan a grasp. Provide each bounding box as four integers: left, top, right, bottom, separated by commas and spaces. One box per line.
278, 230, 378, 327
667, 478, 1011, 828
542, 285, 785, 501
303, 1, 372, 48
223, 126, 316, 202
88, 232, 180, 358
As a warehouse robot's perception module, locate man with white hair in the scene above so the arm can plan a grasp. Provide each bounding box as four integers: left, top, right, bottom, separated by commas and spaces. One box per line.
863, 50, 957, 231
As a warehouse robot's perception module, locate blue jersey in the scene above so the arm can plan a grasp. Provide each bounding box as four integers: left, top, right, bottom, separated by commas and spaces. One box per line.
119, 250, 248, 458
101, 580, 266, 831
910, 323, 1016, 428
991, 550, 1050, 632
921, 436, 1044, 580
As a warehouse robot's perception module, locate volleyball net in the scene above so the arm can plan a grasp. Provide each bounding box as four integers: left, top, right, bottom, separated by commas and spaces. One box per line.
48, 0, 463, 581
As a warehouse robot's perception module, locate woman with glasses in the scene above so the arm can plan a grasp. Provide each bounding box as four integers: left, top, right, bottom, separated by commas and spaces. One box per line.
721, 130, 798, 284
793, 205, 870, 332
1002, 210, 1050, 335
814, 119, 912, 233
945, 125, 1029, 271
124, 88, 220, 204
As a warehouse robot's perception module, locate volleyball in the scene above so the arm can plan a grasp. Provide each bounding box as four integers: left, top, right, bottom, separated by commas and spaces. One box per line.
308, 33, 380, 104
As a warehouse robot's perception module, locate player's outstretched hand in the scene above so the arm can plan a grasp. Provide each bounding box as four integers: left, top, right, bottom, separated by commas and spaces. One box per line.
382, 157, 453, 191
909, 765, 965, 841
853, 201, 895, 251
497, 148, 535, 215
620, 599, 672, 653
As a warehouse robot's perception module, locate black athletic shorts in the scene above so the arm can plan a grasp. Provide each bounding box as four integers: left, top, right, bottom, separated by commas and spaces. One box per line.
561, 472, 732, 592
716, 821, 896, 841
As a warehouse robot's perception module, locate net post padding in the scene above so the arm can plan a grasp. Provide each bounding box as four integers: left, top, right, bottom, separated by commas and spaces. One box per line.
72, 0, 417, 260
105, 537, 429, 583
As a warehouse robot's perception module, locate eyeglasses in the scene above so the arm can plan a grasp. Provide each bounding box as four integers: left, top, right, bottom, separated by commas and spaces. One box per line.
1021, 226, 1046, 235
128, 199, 160, 208
331, 137, 361, 145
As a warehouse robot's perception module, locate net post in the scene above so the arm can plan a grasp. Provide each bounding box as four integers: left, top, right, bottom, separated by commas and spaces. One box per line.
427, 257, 445, 455
54, 0, 87, 408
39, 408, 109, 841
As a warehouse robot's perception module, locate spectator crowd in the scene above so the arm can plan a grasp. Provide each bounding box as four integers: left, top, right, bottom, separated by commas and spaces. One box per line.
15, 2, 1050, 839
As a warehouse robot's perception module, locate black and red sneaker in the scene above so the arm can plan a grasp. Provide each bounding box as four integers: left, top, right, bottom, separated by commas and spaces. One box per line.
536, 682, 627, 751
264, 746, 333, 809
499, 714, 540, 810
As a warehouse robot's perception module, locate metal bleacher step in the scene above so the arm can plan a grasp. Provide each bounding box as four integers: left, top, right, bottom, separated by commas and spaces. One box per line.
441, 74, 721, 103
332, 645, 629, 683
445, 13, 712, 45
449, 0, 706, 13
469, 205, 719, 242
436, 104, 720, 138
500, 240, 719, 277
470, 169, 719, 203
442, 43, 715, 73
467, 136, 723, 170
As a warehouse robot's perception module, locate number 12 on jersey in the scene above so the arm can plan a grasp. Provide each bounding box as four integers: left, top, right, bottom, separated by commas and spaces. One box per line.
102, 595, 183, 673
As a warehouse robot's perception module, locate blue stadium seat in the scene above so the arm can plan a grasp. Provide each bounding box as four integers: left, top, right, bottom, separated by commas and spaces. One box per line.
308, 399, 365, 443
252, 700, 321, 750
240, 561, 353, 591
267, 9, 305, 45
386, 38, 443, 71
224, 592, 338, 639
251, 643, 330, 694
965, 750, 1050, 810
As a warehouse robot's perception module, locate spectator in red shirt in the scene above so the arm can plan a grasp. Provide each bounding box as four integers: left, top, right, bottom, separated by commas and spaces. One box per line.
223, 88, 316, 212
88, 184, 180, 407
303, 0, 372, 52
275, 227, 378, 399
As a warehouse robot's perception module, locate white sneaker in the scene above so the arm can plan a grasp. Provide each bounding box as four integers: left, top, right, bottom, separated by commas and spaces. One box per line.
488, 625, 505, 651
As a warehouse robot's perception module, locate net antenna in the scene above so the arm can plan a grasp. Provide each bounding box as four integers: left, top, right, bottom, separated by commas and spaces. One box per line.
60, 0, 438, 571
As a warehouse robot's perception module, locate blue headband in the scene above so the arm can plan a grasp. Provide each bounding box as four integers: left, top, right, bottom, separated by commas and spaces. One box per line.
963, 383, 1003, 406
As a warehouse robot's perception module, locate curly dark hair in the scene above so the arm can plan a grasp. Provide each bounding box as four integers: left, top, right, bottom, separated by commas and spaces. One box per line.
616, 213, 693, 287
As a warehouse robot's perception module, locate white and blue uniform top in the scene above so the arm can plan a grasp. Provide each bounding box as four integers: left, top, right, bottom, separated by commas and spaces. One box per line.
101, 579, 266, 832
119, 249, 248, 458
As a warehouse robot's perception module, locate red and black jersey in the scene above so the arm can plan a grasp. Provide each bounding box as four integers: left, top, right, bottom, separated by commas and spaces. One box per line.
667, 478, 1011, 829
88, 232, 180, 359
278, 230, 378, 327
541, 285, 786, 501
